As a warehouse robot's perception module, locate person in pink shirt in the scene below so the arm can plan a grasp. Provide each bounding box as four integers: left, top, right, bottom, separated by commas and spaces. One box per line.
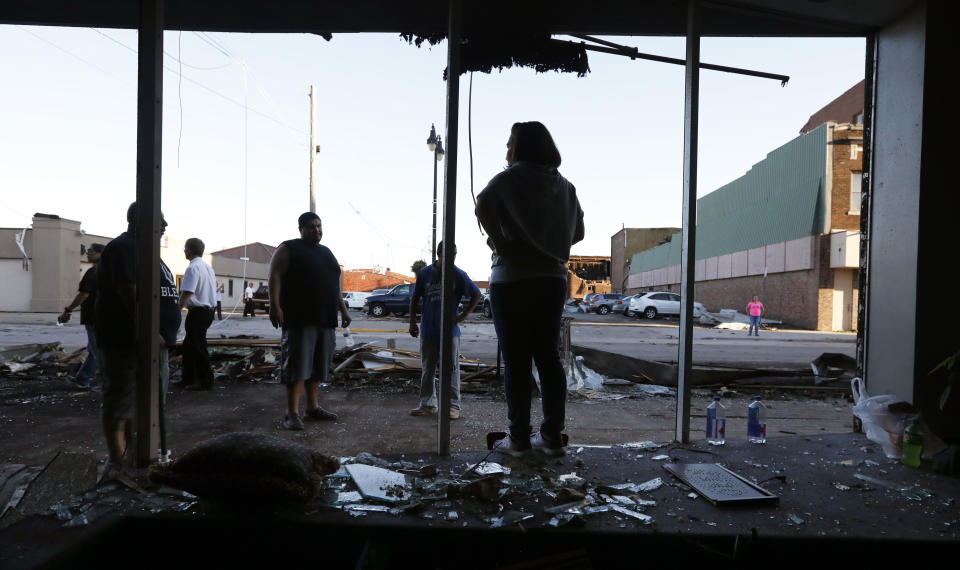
746, 295, 764, 336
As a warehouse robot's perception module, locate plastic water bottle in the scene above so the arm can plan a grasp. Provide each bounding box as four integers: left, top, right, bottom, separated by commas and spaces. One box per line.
343, 327, 354, 347
706, 396, 726, 445
747, 396, 767, 444
901, 418, 923, 468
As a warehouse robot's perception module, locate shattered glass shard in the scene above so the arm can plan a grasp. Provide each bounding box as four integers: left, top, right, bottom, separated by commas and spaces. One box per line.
488, 510, 534, 528
345, 464, 412, 503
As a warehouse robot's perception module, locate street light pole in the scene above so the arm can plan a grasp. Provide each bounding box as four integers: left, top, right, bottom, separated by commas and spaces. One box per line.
426, 124, 445, 263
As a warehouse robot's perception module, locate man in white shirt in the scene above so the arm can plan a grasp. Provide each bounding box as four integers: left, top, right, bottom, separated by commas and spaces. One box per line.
179, 237, 218, 390
243, 281, 255, 317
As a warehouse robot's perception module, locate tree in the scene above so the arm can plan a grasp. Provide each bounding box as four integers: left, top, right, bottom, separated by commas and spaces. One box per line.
411, 259, 427, 275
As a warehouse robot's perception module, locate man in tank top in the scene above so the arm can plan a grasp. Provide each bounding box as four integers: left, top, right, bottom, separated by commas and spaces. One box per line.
268, 212, 352, 430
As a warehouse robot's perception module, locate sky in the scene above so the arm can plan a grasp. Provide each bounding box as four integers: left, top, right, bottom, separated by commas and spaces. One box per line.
0, 27, 865, 280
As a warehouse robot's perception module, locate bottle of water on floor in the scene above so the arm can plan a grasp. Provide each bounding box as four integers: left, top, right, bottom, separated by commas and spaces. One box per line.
747, 395, 767, 444
343, 327, 354, 347
706, 396, 726, 446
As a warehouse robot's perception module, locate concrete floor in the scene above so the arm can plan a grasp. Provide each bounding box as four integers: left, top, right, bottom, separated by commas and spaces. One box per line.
1, 311, 956, 567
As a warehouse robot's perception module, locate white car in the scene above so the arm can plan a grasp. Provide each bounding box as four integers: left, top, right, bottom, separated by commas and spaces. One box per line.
629, 291, 707, 320
342, 291, 370, 310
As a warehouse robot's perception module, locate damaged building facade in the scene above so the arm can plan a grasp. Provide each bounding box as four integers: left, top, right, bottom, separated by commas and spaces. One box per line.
625, 89, 863, 331
568, 255, 611, 299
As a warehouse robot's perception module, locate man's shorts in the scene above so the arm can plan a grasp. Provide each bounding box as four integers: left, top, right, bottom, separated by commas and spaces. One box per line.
101, 346, 172, 420
281, 326, 335, 384
101, 346, 136, 420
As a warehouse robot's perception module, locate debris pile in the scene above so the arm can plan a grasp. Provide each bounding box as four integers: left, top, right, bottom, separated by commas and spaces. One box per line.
0, 343, 84, 379
309, 442, 678, 528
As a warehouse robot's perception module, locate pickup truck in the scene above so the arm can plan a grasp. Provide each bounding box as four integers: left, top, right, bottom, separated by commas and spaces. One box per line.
364, 284, 419, 317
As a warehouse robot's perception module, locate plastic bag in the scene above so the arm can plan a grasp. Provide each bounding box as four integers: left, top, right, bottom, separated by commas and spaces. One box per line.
850, 377, 913, 459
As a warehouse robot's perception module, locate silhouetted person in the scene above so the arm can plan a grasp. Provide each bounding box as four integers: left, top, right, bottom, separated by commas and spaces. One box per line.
95, 203, 180, 481
407, 242, 481, 420
58, 243, 105, 389
476, 121, 584, 457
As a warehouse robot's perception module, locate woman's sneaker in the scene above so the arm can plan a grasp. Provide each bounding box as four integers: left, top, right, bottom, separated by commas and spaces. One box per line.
531, 432, 566, 457
492, 434, 532, 458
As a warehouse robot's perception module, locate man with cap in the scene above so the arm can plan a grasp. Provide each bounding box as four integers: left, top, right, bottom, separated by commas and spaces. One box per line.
269, 212, 351, 430
58, 243, 105, 389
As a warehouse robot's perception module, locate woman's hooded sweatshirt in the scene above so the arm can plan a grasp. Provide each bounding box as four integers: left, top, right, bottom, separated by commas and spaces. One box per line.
476, 162, 584, 284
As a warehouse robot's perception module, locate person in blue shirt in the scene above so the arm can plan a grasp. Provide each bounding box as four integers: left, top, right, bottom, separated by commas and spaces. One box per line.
408, 242, 481, 420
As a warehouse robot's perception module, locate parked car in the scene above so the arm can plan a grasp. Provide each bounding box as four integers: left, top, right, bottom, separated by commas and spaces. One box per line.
364, 284, 420, 317
342, 291, 370, 310
629, 291, 707, 320
479, 293, 492, 318
588, 293, 624, 315
612, 294, 638, 317
582, 293, 600, 305
250, 284, 270, 313
370, 289, 390, 296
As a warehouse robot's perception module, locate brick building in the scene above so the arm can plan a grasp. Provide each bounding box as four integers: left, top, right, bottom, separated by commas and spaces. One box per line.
342, 269, 414, 293
626, 85, 864, 331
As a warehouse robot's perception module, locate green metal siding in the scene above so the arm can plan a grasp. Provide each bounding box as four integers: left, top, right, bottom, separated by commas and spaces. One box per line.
631, 124, 827, 273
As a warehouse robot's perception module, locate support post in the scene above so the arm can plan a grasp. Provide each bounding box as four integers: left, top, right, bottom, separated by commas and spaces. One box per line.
437, 0, 461, 456
432, 141, 439, 264
135, 0, 164, 467
676, 0, 700, 443
309, 85, 317, 213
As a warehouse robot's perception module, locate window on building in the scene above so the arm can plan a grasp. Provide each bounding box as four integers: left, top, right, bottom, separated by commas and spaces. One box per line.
850, 172, 862, 214
229, 279, 234, 296
850, 144, 862, 159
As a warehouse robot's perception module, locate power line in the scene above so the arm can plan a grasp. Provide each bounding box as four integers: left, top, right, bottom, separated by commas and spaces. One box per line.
90, 28, 232, 71
77, 27, 308, 137
17, 26, 132, 87
194, 31, 233, 59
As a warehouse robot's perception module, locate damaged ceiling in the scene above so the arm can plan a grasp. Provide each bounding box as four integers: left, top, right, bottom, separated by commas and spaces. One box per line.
1, 0, 920, 37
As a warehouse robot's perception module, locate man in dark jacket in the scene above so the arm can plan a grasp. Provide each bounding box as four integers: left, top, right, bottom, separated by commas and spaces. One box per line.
96, 203, 181, 480
269, 212, 351, 430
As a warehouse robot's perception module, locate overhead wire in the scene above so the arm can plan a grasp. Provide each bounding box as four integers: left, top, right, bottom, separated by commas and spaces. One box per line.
84, 27, 307, 136
17, 26, 132, 86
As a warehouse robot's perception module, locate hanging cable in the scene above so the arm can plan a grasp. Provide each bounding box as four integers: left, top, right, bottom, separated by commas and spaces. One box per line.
468, 72, 484, 235
177, 30, 184, 167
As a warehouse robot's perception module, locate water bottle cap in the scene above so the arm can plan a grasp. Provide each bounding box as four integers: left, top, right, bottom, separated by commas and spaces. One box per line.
753, 395, 761, 400
713, 396, 721, 401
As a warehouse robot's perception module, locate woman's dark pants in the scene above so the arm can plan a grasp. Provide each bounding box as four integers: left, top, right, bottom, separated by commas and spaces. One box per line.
490, 276, 567, 442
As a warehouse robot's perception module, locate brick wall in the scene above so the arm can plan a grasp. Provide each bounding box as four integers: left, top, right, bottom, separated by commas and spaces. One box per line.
342, 270, 411, 292
830, 125, 863, 231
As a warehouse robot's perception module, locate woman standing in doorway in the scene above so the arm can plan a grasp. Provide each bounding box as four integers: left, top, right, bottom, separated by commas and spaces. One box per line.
746, 295, 764, 336
476, 122, 584, 457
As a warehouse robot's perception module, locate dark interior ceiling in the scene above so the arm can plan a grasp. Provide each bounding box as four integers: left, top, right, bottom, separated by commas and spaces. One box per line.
0, 0, 919, 36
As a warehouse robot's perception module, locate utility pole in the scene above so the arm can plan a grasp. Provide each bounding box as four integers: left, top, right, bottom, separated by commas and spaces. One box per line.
309, 85, 317, 213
